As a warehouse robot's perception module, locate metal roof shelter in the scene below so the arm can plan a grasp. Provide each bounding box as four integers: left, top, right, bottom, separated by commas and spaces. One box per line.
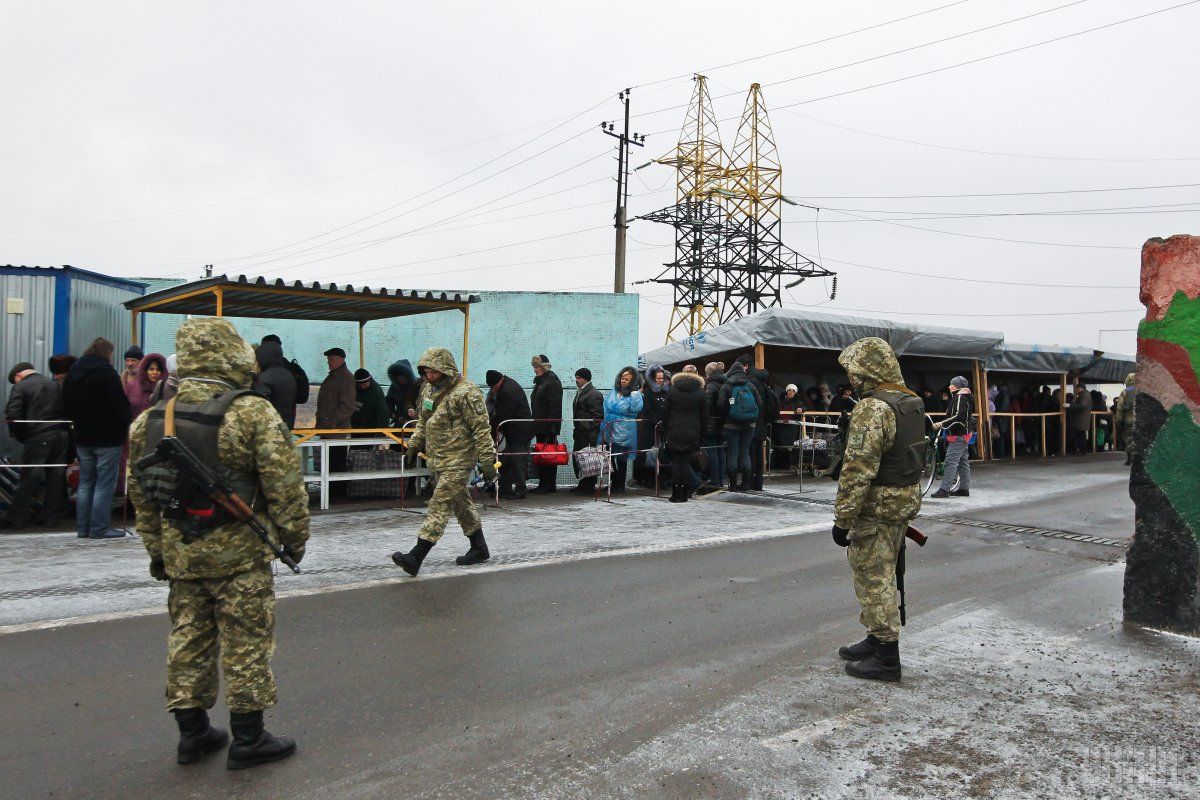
124, 274, 481, 370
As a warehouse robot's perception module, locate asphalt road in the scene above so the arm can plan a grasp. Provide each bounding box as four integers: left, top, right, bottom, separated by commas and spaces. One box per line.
0, 465, 1134, 800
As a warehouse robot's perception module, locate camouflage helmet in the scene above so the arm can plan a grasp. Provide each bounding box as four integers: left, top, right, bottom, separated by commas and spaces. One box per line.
175, 317, 256, 390
838, 336, 904, 393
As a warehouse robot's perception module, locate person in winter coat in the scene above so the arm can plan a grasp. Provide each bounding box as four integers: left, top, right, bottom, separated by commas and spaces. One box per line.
2, 362, 69, 528
529, 355, 563, 493
317, 347, 357, 497
1067, 382, 1093, 454
62, 338, 132, 539
124, 352, 168, 419
386, 359, 421, 426
931, 376, 973, 498
485, 370, 533, 499
1115, 372, 1137, 464
253, 340, 297, 427
602, 367, 643, 493
121, 345, 143, 387
149, 354, 180, 406
351, 369, 390, 429
702, 362, 727, 489
747, 366, 778, 490
717, 360, 762, 491
637, 364, 670, 486
571, 368, 604, 495
660, 370, 706, 502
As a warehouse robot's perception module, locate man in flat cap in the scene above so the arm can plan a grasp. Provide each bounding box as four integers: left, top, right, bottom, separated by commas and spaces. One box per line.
316, 347, 356, 497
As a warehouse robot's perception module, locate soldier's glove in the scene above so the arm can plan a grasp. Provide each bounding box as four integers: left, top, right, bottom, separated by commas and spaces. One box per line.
481, 461, 499, 482
149, 558, 168, 581
831, 525, 850, 548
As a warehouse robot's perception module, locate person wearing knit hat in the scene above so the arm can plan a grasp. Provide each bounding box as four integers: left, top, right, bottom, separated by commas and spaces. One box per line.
48, 354, 77, 384
571, 367, 604, 495
530, 355, 563, 493
122, 345, 144, 387
701, 362, 728, 489
484, 370, 532, 499
351, 368, 389, 429
931, 376, 973, 498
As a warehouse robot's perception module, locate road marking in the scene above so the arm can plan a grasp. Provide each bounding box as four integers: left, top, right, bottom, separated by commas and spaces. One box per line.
934, 516, 1126, 548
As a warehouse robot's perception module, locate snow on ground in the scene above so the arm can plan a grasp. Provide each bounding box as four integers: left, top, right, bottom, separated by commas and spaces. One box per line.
0, 455, 1129, 631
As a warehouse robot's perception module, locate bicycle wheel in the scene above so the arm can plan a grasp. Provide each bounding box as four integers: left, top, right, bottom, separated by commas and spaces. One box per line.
920, 438, 938, 496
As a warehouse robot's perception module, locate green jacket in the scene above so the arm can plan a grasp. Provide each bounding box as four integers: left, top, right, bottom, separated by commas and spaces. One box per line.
352, 381, 390, 429
406, 347, 496, 473
128, 317, 310, 579
834, 337, 923, 530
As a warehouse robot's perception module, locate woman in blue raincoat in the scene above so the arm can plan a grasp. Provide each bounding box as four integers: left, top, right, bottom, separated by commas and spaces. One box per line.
602, 366, 643, 493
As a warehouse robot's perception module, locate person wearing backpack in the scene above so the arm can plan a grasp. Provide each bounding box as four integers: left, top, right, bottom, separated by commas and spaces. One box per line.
253, 339, 298, 428
748, 366, 779, 491
717, 359, 761, 492
260, 335, 309, 409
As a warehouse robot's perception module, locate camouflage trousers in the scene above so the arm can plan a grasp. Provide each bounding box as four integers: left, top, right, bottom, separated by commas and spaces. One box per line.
166, 567, 276, 713
418, 469, 480, 543
846, 519, 906, 643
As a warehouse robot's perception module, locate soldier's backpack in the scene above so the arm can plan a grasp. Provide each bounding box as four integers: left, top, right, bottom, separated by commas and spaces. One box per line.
729, 383, 759, 422
289, 359, 310, 405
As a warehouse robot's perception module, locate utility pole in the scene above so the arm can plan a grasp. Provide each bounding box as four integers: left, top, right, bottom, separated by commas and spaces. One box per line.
601, 89, 645, 293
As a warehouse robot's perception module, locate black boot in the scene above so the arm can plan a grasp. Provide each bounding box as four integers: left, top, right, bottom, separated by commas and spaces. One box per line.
668, 484, 683, 503
845, 639, 901, 682
226, 710, 296, 770
391, 538, 434, 576
173, 707, 228, 765
837, 634, 881, 662
455, 530, 490, 565
676, 484, 689, 503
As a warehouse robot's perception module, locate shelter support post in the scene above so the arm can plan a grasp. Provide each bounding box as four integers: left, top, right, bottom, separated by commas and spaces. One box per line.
214, 287, 224, 317
461, 305, 471, 374
973, 361, 989, 460
1041, 415, 1047, 459
358, 320, 366, 369
1010, 415, 1017, 460
754, 342, 765, 370
1091, 413, 1097, 453
130, 310, 140, 346
1059, 373, 1068, 456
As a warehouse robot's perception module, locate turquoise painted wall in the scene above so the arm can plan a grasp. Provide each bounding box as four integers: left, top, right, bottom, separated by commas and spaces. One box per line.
136, 279, 639, 448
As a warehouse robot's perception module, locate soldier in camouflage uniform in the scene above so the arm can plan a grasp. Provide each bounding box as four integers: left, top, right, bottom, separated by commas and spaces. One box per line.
1115, 371, 1137, 465
830, 337, 924, 682
128, 317, 310, 769
392, 347, 497, 576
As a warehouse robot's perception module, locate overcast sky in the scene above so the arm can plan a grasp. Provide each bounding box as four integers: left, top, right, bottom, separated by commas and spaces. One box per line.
4, 0, 1198, 355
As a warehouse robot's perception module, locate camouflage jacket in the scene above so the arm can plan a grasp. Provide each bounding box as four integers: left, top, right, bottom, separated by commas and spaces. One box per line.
834, 337, 922, 530
128, 318, 310, 579
1115, 372, 1137, 426
406, 347, 496, 473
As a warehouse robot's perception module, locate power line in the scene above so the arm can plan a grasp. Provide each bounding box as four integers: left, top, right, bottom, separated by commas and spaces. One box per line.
819, 255, 1136, 289
793, 182, 1200, 199
795, 303, 1142, 318
814, 200, 1200, 218
337, 246, 659, 283
633, 0, 978, 89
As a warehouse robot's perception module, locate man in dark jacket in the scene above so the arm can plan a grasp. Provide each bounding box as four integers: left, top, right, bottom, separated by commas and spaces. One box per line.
486, 370, 533, 499
529, 354, 563, 494
2, 362, 69, 528
571, 368, 604, 495
661, 370, 706, 502
717, 359, 762, 491
316, 347, 356, 497
701, 362, 727, 490
747, 366, 779, 491
253, 340, 298, 428
931, 376, 973, 498
62, 338, 132, 538
386, 359, 421, 426
351, 369, 390, 429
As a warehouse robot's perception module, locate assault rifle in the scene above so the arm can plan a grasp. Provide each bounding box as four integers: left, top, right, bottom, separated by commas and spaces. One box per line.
897, 525, 927, 625
136, 437, 302, 574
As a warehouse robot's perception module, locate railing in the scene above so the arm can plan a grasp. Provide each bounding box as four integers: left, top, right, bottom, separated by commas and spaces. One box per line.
984, 412, 1064, 459
292, 422, 430, 510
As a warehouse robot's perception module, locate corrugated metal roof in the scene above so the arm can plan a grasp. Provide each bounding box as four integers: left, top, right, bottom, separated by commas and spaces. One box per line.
124, 274, 479, 322
1, 264, 148, 291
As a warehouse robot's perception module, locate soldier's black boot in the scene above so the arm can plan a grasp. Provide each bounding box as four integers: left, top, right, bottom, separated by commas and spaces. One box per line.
845, 639, 901, 682
455, 530, 490, 566
392, 538, 434, 576
226, 710, 296, 770
173, 707, 228, 765
838, 634, 881, 661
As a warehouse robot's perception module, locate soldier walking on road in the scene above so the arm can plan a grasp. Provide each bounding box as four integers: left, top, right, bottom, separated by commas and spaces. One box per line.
830, 337, 924, 682
128, 318, 310, 769
391, 347, 498, 576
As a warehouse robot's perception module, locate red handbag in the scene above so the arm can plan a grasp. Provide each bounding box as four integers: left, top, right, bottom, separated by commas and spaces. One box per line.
532, 442, 569, 467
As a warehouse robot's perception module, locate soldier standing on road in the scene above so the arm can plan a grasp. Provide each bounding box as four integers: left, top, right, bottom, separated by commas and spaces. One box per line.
830, 337, 924, 682
1115, 372, 1137, 465
128, 318, 310, 769
391, 347, 498, 576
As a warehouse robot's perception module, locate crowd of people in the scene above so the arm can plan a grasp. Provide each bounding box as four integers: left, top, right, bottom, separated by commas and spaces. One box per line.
3, 335, 1133, 531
